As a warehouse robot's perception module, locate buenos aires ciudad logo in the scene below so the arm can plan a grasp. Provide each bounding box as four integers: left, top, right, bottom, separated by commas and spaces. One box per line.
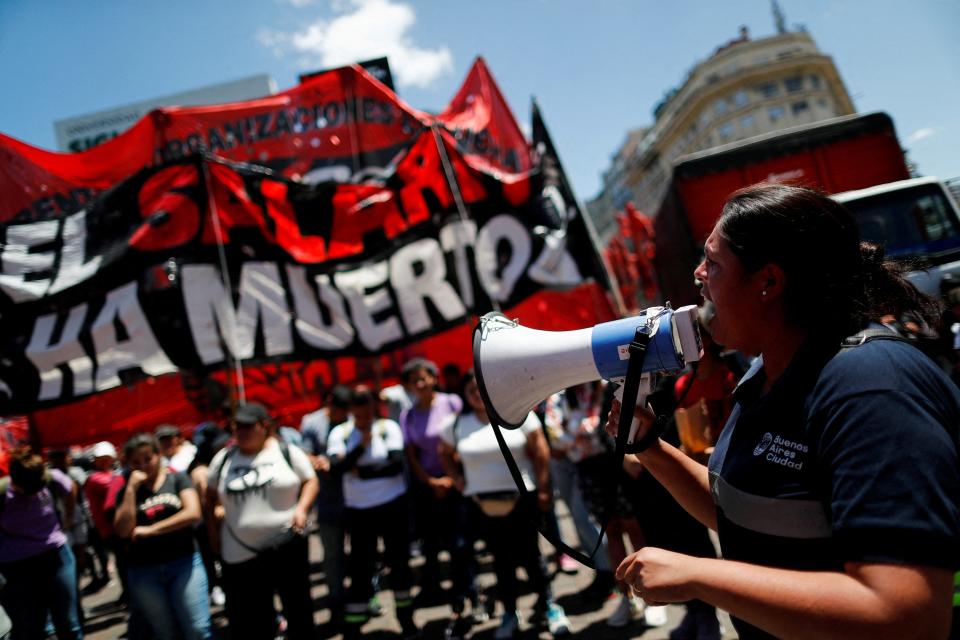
753, 432, 773, 456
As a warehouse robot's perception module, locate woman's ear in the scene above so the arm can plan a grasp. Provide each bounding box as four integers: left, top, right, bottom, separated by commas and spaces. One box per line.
757, 263, 786, 302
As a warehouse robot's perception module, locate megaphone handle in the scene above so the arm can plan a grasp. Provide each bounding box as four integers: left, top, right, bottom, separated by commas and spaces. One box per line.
614, 374, 653, 445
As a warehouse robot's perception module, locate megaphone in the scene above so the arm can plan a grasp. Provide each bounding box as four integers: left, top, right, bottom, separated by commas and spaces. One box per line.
472, 305, 703, 443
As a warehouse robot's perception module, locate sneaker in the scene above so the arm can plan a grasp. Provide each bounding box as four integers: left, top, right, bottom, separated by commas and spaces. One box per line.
644, 605, 669, 627
367, 595, 383, 617
545, 603, 572, 637
472, 601, 491, 625
558, 554, 580, 574
443, 615, 472, 640
210, 586, 226, 607
494, 611, 520, 640
607, 594, 643, 628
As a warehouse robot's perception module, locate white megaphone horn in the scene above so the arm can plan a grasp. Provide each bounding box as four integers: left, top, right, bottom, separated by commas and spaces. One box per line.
472, 305, 703, 444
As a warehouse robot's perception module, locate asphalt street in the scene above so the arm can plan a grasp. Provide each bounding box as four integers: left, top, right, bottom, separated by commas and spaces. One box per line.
82, 507, 738, 639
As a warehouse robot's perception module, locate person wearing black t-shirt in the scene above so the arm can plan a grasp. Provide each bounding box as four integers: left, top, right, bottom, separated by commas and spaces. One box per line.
608, 184, 960, 639
114, 433, 211, 640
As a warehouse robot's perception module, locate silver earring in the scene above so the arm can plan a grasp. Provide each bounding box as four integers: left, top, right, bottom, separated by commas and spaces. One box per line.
762, 291, 768, 297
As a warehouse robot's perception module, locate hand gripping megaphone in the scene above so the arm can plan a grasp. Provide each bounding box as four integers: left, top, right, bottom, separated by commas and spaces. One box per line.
472, 304, 703, 446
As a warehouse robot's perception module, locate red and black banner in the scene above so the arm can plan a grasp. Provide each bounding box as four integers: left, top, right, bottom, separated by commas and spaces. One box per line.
0, 59, 617, 447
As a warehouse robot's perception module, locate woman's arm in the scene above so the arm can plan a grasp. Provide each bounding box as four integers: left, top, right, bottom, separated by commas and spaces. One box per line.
438, 441, 464, 492
113, 471, 147, 539
62, 479, 77, 532
607, 399, 716, 530
132, 486, 202, 540
204, 485, 223, 555
524, 428, 552, 511
190, 464, 208, 509
296, 475, 319, 515
291, 474, 319, 532
404, 443, 431, 484
329, 445, 364, 474
618, 547, 953, 639
356, 450, 406, 479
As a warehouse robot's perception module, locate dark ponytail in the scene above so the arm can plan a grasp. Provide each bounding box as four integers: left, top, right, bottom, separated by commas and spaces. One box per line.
718, 183, 939, 339
858, 242, 940, 328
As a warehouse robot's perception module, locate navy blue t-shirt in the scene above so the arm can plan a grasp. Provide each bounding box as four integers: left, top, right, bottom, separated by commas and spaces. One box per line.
708, 336, 960, 639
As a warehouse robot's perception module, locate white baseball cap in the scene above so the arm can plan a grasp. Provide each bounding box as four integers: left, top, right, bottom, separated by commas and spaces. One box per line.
90, 441, 117, 460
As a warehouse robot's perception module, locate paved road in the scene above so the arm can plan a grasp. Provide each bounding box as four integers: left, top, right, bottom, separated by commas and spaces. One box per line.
82, 512, 738, 639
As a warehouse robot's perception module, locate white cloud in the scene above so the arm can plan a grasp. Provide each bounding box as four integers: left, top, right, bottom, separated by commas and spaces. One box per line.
906, 127, 937, 144
275, 0, 315, 7
259, 0, 453, 89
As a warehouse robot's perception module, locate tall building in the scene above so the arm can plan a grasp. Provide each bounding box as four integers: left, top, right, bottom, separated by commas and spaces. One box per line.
589, 22, 854, 240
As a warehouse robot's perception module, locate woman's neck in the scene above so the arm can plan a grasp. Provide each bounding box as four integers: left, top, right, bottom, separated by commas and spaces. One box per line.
759, 326, 809, 393
416, 393, 435, 410
148, 468, 165, 491
238, 439, 267, 456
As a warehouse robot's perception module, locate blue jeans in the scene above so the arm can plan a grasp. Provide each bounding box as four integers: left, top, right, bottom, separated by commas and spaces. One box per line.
127, 552, 211, 640
0, 544, 82, 640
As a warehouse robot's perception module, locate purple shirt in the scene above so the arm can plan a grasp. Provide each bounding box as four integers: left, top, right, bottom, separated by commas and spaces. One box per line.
400, 393, 462, 478
0, 468, 71, 564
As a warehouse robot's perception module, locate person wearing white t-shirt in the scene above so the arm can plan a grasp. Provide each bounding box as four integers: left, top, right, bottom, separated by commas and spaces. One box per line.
438, 370, 571, 640
205, 403, 318, 640
326, 386, 417, 640
156, 424, 198, 473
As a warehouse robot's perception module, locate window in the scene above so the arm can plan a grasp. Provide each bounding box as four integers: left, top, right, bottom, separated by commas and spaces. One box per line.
784, 76, 804, 93
755, 82, 778, 98
713, 99, 728, 116
791, 100, 809, 114
740, 113, 756, 130
733, 90, 749, 108
845, 185, 960, 255
768, 105, 786, 122
809, 74, 822, 89
718, 122, 735, 141
817, 98, 829, 109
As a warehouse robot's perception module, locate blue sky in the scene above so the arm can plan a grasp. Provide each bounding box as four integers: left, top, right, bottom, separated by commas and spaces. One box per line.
1, 0, 957, 202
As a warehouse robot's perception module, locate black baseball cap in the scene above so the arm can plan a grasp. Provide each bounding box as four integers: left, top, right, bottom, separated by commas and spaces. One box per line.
234, 402, 270, 425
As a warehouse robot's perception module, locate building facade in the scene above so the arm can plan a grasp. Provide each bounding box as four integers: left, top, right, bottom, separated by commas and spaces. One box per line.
589, 27, 854, 240
54, 74, 277, 153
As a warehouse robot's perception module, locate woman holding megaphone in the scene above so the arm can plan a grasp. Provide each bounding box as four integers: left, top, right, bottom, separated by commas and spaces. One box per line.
608, 183, 960, 640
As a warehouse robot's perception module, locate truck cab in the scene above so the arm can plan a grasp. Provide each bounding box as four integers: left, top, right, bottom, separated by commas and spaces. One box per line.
833, 177, 960, 295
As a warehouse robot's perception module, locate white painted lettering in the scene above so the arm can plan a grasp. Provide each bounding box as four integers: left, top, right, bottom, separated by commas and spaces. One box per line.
390, 238, 467, 334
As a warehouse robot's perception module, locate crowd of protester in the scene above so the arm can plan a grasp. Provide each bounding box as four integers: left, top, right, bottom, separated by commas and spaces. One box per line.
2, 269, 960, 640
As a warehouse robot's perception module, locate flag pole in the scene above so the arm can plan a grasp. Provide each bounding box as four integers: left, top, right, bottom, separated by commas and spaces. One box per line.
200, 153, 246, 403
430, 123, 502, 314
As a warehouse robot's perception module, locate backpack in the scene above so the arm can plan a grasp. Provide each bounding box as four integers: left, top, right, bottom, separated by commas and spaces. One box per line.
337, 419, 391, 446
208, 438, 293, 486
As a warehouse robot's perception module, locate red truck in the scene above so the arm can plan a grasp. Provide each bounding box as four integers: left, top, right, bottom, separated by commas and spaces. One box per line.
652, 111, 960, 304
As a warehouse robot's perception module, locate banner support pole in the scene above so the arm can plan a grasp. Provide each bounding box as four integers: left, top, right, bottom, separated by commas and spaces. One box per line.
430, 123, 502, 314
201, 154, 246, 403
